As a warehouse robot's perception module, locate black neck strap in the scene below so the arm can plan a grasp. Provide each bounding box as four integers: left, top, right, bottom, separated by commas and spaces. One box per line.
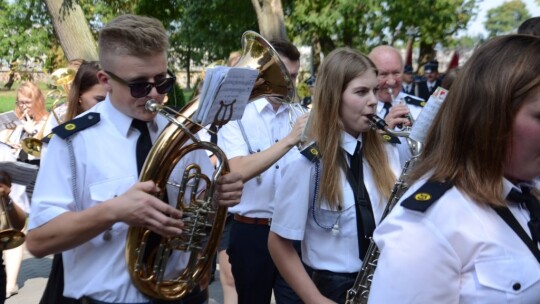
492, 206, 540, 264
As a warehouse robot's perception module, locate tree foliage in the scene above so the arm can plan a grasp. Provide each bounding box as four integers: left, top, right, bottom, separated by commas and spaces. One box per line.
0, 0, 55, 88
285, 0, 477, 70
484, 0, 531, 37
2, 0, 490, 90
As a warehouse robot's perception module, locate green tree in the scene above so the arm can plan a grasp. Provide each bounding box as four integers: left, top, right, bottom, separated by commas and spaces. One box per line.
485, 0, 531, 37
136, 0, 258, 89
285, 0, 476, 72
0, 0, 54, 89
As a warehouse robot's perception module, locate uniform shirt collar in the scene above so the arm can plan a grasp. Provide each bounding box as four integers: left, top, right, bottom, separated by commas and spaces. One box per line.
253, 97, 288, 114
341, 131, 362, 155
377, 91, 406, 113
103, 95, 159, 137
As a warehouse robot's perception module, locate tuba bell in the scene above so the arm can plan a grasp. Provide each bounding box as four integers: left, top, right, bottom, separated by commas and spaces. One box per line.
125, 30, 295, 300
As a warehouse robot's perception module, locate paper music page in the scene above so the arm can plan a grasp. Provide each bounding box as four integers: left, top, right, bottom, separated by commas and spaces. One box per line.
0, 111, 21, 132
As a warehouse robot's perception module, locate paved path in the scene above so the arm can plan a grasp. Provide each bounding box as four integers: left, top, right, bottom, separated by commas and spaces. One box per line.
6, 246, 224, 304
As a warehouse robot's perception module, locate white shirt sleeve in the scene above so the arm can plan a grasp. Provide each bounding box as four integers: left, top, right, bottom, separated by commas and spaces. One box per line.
10, 183, 30, 214
369, 208, 461, 303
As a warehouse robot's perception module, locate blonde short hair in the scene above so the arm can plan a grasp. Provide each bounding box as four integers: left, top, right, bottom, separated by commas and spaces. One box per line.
98, 14, 169, 70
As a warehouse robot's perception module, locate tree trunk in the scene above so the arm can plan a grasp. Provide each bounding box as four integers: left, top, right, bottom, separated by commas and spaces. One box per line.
251, 0, 288, 41
418, 41, 436, 73
3, 70, 15, 90
44, 0, 98, 61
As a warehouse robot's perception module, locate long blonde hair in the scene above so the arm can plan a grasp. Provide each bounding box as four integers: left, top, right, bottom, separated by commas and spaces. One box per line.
310, 48, 396, 210
409, 35, 540, 206
15, 81, 48, 122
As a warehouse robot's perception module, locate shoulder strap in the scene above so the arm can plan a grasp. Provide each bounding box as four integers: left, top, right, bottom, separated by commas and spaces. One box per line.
53, 112, 100, 140
237, 120, 256, 154
401, 180, 454, 212
41, 132, 54, 144
382, 133, 401, 144
404, 95, 426, 107
300, 142, 321, 162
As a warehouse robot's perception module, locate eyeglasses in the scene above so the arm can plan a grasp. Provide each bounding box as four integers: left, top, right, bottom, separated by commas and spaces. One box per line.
16, 100, 32, 106
105, 70, 176, 98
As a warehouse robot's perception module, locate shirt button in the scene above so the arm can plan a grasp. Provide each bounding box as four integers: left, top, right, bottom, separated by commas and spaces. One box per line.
275, 165, 279, 169
512, 282, 521, 291
275, 139, 278, 143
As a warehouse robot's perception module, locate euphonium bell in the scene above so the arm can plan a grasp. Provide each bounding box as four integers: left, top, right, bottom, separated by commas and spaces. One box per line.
125, 30, 296, 301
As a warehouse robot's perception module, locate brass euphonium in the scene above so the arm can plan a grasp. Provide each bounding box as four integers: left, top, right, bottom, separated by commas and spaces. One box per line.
125, 30, 296, 301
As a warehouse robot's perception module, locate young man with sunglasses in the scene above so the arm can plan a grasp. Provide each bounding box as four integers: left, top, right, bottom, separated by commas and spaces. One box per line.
26, 14, 243, 304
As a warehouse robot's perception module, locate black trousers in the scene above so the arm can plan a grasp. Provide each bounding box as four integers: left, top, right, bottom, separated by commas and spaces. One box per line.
311, 269, 357, 304
40, 253, 77, 304
0, 253, 5, 304
227, 220, 302, 304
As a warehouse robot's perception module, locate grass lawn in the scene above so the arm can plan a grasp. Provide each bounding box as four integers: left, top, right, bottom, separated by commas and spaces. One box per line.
0, 82, 54, 113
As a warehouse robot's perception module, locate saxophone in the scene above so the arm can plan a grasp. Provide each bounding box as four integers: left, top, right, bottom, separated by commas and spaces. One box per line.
345, 154, 418, 304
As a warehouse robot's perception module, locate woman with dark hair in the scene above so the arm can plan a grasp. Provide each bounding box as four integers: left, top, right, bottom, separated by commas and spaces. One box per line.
63, 61, 106, 121
268, 47, 400, 303
369, 35, 540, 302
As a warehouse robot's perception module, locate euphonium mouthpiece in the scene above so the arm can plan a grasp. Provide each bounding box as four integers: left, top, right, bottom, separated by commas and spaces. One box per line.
145, 100, 160, 112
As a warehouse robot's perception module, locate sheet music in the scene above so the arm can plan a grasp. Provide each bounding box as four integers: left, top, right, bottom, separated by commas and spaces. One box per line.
195, 66, 258, 126
409, 87, 449, 143
0, 161, 39, 197
0, 111, 21, 132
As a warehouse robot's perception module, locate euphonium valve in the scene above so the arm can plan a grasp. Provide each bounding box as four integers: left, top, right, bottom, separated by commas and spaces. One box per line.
126, 100, 230, 300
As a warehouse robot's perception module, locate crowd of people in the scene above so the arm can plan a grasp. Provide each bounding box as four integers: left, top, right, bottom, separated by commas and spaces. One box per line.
0, 12, 538, 304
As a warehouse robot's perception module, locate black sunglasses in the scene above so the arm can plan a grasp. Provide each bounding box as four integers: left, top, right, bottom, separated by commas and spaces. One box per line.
105, 70, 176, 98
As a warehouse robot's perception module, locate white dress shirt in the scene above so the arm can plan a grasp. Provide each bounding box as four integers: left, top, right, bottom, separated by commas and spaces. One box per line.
270, 131, 401, 273
217, 98, 302, 218
29, 96, 213, 303
376, 91, 425, 167
370, 177, 540, 303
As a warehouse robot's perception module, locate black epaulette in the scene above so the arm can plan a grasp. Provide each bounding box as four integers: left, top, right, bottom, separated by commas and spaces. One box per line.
401, 180, 454, 212
382, 133, 401, 144
41, 132, 54, 144
53, 112, 100, 140
404, 95, 426, 108
300, 142, 321, 162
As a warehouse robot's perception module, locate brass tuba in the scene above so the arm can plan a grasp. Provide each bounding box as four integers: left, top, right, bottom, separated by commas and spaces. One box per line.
125, 30, 296, 301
